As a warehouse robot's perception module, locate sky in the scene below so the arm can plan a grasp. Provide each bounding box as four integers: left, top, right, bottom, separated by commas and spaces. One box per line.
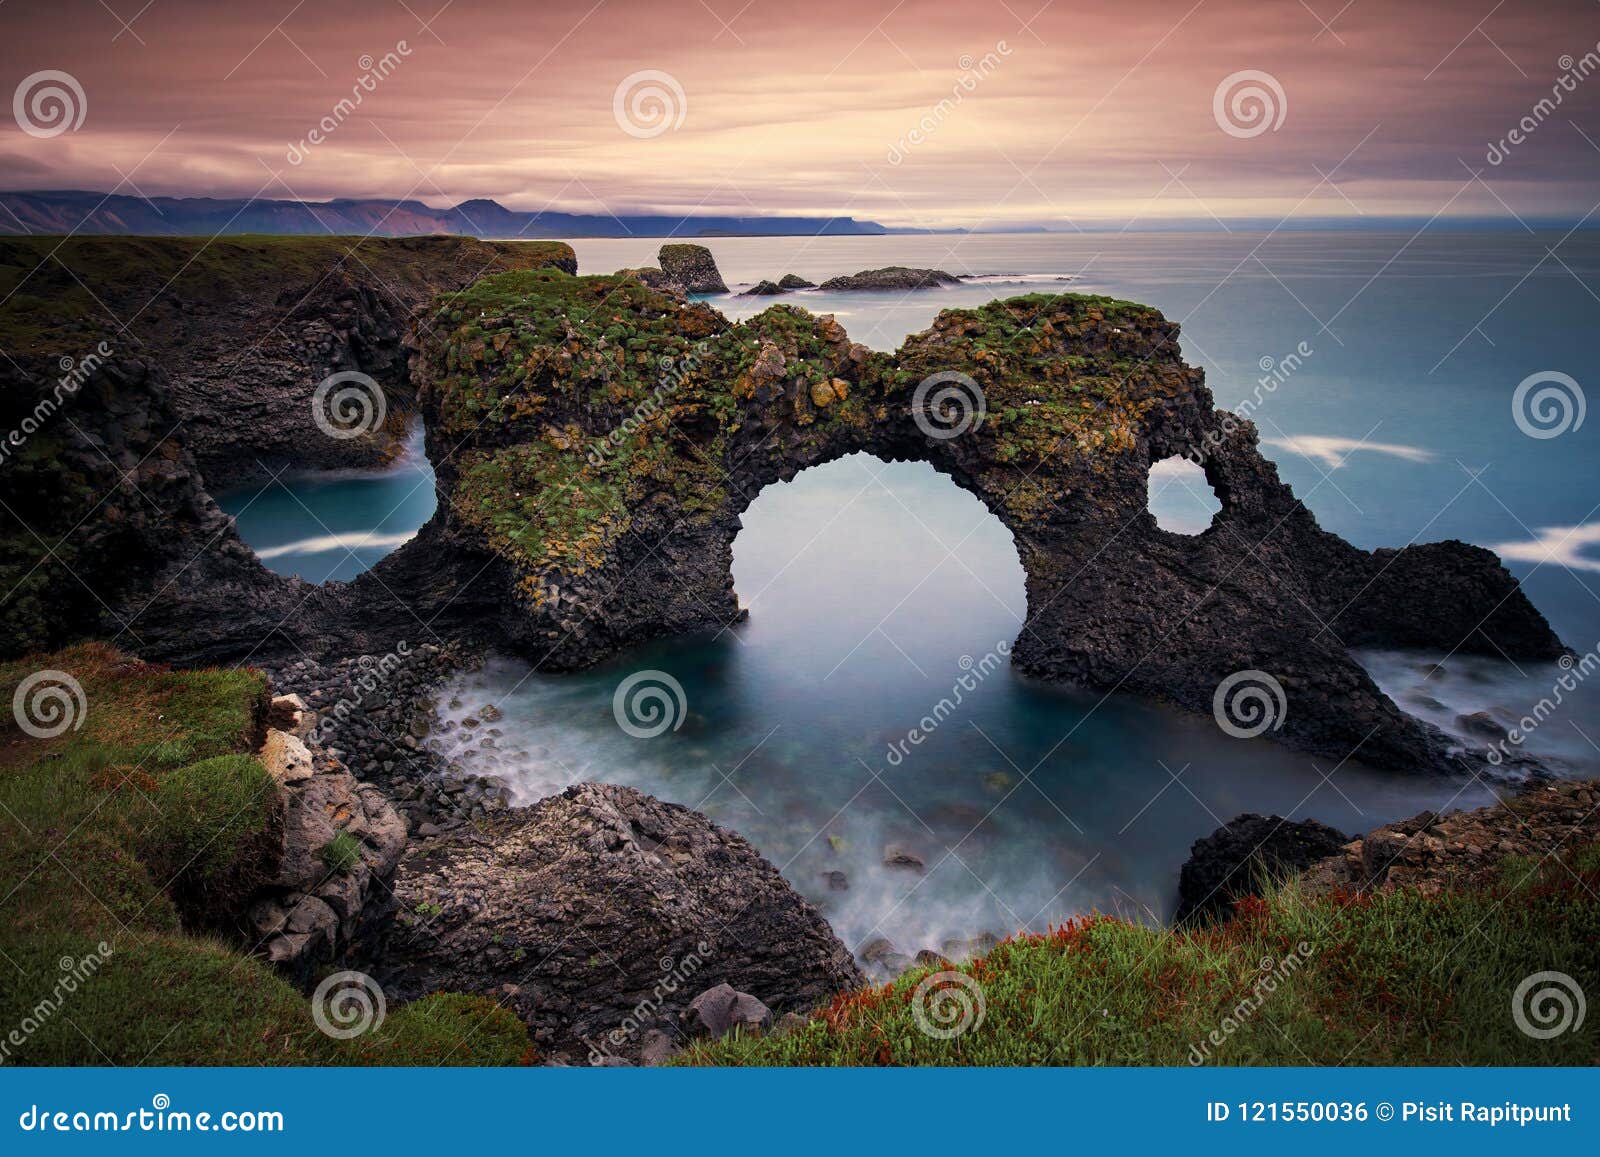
2, 0, 1598, 228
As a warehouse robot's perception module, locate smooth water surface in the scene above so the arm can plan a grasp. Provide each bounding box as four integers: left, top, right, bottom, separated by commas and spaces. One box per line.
229, 231, 1600, 958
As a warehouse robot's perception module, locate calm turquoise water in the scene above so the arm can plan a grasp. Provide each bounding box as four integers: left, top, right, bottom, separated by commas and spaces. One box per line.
228, 231, 1600, 957
216, 426, 436, 584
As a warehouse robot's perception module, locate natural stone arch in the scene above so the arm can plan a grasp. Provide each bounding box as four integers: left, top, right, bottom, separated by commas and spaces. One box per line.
404, 269, 1564, 773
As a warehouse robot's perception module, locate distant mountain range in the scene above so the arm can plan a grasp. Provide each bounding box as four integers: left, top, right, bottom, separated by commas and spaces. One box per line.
0, 190, 905, 238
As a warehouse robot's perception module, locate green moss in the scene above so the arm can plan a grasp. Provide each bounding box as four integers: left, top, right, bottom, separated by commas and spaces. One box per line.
0, 644, 531, 1066
321, 830, 364, 874
0, 234, 576, 356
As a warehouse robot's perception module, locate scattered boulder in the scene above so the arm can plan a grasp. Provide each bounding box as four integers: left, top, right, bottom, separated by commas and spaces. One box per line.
740, 280, 787, 296
685, 982, 773, 1038
822, 869, 849, 891
639, 1027, 680, 1066
777, 273, 815, 289
657, 243, 728, 293
883, 845, 926, 872
1301, 778, 1600, 897
1176, 814, 1349, 923
244, 717, 407, 978
817, 266, 961, 291
379, 783, 862, 1065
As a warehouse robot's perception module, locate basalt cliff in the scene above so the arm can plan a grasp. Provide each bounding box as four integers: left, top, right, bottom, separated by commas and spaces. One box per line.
0, 239, 1566, 772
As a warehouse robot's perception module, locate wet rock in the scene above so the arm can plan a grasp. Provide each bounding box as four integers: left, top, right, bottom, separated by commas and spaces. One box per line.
1177, 814, 1349, 924
1457, 710, 1509, 740
822, 869, 849, 891
741, 280, 787, 296
883, 845, 926, 872
777, 273, 815, 289
818, 266, 961, 291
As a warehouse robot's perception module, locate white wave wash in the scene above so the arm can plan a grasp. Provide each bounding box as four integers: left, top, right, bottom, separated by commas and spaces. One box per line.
1263, 434, 1434, 470
253, 530, 417, 560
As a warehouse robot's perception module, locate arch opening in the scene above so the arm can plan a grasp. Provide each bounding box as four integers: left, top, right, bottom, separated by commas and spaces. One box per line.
1147, 455, 1222, 535
729, 450, 1026, 683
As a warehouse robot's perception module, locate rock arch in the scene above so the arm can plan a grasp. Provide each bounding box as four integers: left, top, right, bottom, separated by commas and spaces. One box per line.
403, 270, 1564, 772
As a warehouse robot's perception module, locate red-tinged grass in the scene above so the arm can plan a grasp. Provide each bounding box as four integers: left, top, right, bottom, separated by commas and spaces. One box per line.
678, 845, 1600, 1067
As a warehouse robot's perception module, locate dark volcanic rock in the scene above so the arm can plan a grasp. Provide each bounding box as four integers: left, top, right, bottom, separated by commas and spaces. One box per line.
778, 273, 816, 289
407, 276, 1564, 771
0, 235, 576, 491
618, 265, 689, 301
818, 266, 961, 291
375, 783, 862, 1065
1177, 814, 1350, 923
1300, 778, 1600, 896
657, 243, 728, 293
740, 279, 787, 296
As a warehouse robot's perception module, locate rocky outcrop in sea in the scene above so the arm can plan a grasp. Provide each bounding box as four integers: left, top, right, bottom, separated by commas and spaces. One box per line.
657, 243, 728, 293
